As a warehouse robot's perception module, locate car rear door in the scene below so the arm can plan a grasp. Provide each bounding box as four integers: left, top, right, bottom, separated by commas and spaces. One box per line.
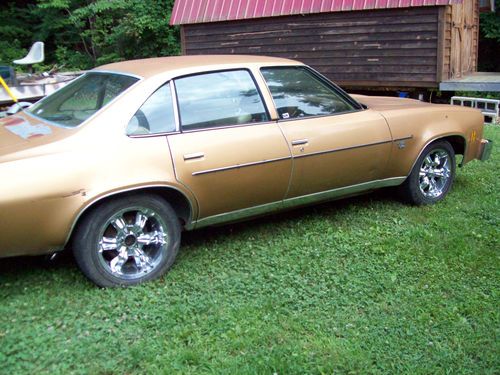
167, 69, 292, 223
260, 66, 393, 199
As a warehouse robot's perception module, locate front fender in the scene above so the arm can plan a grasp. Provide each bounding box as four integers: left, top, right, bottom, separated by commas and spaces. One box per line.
380, 106, 484, 178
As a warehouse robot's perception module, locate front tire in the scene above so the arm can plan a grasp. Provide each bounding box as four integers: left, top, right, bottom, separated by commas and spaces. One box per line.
398, 140, 456, 205
73, 194, 181, 287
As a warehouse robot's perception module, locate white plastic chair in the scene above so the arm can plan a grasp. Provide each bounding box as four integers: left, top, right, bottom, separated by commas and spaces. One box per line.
13, 42, 45, 72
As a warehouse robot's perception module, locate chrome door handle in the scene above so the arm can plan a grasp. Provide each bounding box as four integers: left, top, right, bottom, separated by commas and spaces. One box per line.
291, 139, 308, 146
183, 152, 205, 161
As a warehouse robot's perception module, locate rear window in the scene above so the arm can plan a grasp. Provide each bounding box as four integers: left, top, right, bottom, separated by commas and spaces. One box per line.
28, 72, 138, 127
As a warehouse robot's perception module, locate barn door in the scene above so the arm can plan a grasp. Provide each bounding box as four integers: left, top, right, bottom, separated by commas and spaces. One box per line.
450, 0, 478, 78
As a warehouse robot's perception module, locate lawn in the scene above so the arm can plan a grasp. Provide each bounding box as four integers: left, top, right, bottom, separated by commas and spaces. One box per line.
1, 126, 498, 375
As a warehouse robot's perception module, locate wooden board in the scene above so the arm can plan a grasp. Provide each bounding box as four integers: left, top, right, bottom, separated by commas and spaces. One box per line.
182, 5, 478, 90
449, 0, 479, 79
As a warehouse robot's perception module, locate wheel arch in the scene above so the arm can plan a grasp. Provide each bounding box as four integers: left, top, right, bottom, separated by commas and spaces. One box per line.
64, 185, 196, 248
408, 134, 466, 177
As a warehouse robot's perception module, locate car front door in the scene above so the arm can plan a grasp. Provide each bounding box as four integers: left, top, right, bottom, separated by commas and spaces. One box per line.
167, 69, 292, 224
260, 66, 393, 200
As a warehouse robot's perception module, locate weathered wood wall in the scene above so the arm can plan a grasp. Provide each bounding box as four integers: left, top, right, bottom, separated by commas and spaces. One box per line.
181, 3, 479, 90
445, 0, 479, 79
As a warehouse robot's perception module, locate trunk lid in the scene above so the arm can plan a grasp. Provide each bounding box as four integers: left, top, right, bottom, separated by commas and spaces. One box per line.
0, 112, 72, 161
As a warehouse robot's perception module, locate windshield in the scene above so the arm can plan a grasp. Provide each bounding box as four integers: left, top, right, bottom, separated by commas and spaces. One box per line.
28, 72, 139, 127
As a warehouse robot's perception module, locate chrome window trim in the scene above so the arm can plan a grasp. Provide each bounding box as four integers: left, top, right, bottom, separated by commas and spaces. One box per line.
91, 70, 143, 80
180, 119, 277, 133
191, 177, 406, 229
275, 109, 362, 124
126, 81, 179, 138
128, 130, 181, 138
25, 71, 143, 130
170, 80, 181, 132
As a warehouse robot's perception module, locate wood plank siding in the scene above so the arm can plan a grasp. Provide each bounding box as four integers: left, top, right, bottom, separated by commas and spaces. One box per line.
182, 7, 444, 89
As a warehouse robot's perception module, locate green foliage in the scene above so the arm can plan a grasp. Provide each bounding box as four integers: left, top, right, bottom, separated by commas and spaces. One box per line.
0, 0, 180, 71
480, 0, 500, 42
1, 126, 499, 374
456, 91, 500, 100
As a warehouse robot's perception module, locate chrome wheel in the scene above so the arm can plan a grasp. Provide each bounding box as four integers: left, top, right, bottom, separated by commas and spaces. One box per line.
418, 148, 452, 198
97, 207, 169, 280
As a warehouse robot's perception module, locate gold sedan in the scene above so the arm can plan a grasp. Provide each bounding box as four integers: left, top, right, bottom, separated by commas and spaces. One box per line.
0, 55, 492, 287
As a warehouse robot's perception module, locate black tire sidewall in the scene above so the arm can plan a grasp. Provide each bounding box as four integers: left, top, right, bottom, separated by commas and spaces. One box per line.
73, 195, 181, 287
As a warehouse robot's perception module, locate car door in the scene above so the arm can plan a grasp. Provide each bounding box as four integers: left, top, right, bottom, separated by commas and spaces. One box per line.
167, 69, 292, 223
260, 66, 393, 199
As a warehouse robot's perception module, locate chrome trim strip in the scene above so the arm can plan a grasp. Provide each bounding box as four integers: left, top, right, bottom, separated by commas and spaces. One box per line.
181, 120, 277, 133
184, 152, 205, 161
90, 70, 144, 80
283, 177, 405, 208
294, 139, 392, 159
276, 109, 360, 123
193, 177, 406, 229
170, 80, 181, 132
393, 135, 414, 142
128, 130, 180, 138
191, 156, 291, 176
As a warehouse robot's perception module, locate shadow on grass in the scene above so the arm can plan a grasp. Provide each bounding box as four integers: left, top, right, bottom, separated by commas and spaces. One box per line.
0, 188, 399, 284
180, 188, 398, 250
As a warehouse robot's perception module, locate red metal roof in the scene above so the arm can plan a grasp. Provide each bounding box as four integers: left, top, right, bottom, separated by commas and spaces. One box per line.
170, 0, 462, 25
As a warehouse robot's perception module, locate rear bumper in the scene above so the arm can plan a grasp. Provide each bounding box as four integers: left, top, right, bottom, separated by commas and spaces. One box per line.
478, 139, 493, 161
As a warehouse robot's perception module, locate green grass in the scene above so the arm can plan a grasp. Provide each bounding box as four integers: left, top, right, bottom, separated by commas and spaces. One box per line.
1, 127, 499, 375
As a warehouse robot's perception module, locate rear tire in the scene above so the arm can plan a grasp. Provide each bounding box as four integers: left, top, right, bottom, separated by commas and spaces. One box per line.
73, 194, 181, 287
398, 140, 456, 205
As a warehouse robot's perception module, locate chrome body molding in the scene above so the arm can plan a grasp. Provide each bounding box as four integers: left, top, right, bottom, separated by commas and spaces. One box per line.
191, 136, 413, 177
190, 176, 406, 229
294, 139, 393, 159
393, 135, 414, 142
183, 152, 205, 161
191, 156, 291, 176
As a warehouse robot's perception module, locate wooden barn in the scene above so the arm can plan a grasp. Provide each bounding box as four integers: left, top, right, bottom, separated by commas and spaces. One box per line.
170, 0, 480, 91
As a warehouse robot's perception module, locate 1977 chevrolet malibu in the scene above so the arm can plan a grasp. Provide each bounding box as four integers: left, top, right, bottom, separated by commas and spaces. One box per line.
0, 55, 492, 287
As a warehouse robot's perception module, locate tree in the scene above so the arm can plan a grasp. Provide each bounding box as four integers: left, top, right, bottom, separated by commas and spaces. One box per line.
0, 0, 180, 70
480, 0, 500, 42
478, 0, 500, 72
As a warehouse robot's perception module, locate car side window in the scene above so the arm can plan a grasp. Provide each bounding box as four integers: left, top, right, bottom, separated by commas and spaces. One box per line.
260, 67, 355, 120
127, 83, 176, 136
175, 70, 269, 130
